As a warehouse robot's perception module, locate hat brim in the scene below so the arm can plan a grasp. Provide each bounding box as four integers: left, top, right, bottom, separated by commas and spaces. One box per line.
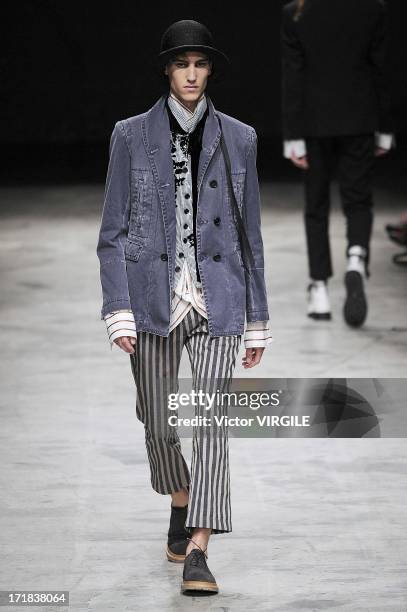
157, 45, 230, 80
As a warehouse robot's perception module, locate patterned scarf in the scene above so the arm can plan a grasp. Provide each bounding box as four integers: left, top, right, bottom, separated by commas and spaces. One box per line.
167, 93, 208, 134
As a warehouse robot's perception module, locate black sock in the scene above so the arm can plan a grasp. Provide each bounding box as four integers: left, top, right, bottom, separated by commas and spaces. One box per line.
171, 503, 188, 510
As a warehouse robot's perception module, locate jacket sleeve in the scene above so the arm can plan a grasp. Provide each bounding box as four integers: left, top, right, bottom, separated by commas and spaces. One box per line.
369, 0, 394, 133
281, 6, 306, 140
243, 128, 270, 323
96, 121, 132, 319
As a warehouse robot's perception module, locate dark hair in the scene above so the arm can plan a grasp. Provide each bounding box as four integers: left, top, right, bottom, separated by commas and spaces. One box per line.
293, 0, 305, 21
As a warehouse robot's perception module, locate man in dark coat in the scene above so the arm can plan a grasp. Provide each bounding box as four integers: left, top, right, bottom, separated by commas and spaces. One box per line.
281, 0, 394, 327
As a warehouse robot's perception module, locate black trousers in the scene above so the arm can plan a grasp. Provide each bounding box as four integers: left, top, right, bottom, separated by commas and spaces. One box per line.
304, 134, 375, 280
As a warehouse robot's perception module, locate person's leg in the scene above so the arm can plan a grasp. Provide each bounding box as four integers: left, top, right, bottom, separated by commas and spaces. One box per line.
178, 309, 241, 594
337, 134, 375, 272
130, 321, 196, 563
129, 322, 191, 496
304, 137, 335, 281
336, 134, 375, 326
183, 309, 242, 551
304, 138, 336, 319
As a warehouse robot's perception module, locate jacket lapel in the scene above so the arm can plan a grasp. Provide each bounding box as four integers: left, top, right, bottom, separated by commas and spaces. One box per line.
142, 95, 176, 253
197, 96, 221, 194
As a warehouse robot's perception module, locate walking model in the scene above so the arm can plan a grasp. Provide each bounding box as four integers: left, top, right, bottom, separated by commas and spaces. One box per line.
281, 0, 394, 326
97, 20, 271, 595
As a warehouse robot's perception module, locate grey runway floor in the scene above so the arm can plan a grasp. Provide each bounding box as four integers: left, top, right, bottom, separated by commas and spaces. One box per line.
0, 182, 406, 611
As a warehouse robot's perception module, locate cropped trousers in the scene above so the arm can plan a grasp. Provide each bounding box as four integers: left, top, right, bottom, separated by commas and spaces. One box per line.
129, 308, 242, 534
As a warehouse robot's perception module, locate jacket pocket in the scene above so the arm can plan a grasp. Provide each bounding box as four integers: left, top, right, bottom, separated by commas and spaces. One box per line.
124, 238, 144, 262
129, 169, 153, 239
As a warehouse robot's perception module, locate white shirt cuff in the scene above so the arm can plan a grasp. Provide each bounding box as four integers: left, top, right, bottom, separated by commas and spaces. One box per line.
104, 310, 137, 350
283, 139, 306, 160
244, 320, 273, 349
103, 312, 273, 349
375, 133, 395, 150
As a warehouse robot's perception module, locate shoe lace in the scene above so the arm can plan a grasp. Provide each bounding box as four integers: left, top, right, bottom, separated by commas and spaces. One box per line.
187, 537, 209, 564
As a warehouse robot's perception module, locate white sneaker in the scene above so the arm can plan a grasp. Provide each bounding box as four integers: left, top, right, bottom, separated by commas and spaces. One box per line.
344, 246, 368, 327
307, 280, 332, 320
346, 245, 367, 277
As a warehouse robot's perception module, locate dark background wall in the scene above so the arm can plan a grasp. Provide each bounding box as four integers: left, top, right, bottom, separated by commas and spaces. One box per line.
2, 0, 407, 182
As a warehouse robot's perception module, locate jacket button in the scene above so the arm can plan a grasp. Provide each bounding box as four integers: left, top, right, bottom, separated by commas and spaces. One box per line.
213, 254, 221, 262
175, 265, 181, 272
209, 180, 218, 188
213, 217, 221, 225
160, 253, 168, 261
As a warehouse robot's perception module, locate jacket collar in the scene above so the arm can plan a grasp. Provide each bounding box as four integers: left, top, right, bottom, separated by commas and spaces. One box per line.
143, 93, 220, 155
167, 93, 208, 134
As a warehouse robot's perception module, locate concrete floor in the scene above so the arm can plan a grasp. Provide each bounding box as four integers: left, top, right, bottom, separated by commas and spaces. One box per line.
0, 182, 406, 610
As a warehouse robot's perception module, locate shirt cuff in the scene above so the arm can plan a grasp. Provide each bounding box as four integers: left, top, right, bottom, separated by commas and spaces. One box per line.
283, 139, 306, 160
104, 309, 137, 350
375, 133, 395, 150
244, 320, 273, 349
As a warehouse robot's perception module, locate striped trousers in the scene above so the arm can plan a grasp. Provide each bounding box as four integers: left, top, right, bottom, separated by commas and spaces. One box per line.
129, 308, 242, 534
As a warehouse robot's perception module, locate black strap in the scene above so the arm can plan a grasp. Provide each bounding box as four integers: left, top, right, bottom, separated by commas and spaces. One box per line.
217, 118, 256, 275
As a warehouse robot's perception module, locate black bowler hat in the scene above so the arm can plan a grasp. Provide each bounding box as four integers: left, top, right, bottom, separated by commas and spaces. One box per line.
158, 20, 230, 79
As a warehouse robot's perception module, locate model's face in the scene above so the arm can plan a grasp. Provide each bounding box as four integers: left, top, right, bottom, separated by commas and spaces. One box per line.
165, 52, 212, 109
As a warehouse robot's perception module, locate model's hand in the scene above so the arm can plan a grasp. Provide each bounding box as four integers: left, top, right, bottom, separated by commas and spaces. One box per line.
374, 147, 389, 157
242, 347, 265, 368
290, 153, 309, 169
114, 336, 136, 354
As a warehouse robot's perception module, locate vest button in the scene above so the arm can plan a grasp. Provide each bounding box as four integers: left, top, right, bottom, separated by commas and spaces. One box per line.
160, 253, 168, 261
175, 265, 181, 272
213, 217, 221, 225
184, 208, 189, 214
179, 252, 184, 258
183, 223, 188, 229
209, 180, 218, 188
213, 254, 221, 262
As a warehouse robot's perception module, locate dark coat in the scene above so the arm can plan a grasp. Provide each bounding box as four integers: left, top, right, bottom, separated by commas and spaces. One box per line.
281, 0, 393, 139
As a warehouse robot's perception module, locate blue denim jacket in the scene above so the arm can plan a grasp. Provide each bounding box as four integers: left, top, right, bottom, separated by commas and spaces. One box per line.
96, 94, 270, 337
